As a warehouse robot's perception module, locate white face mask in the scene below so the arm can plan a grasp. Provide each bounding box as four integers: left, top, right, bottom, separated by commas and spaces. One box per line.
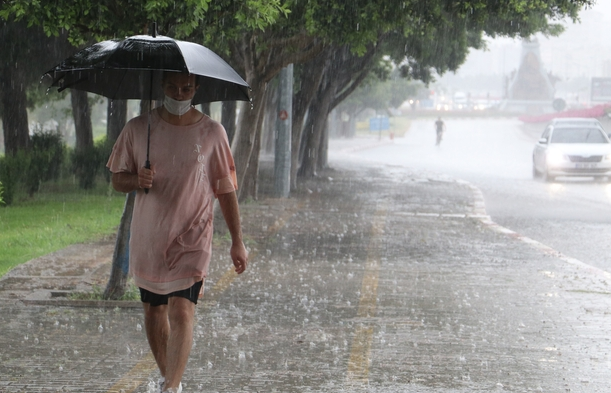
163, 95, 193, 116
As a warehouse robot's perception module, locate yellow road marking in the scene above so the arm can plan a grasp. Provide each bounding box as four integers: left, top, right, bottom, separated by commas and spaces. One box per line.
105, 353, 157, 393
357, 257, 380, 318
346, 205, 387, 387
346, 326, 374, 384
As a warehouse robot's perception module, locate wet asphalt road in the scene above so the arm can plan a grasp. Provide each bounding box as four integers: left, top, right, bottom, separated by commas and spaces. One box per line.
356, 118, 611, 274
1, 135, 611, 392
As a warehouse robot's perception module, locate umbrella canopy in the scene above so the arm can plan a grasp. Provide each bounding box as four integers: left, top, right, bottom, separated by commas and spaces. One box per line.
43, 34, 250, 104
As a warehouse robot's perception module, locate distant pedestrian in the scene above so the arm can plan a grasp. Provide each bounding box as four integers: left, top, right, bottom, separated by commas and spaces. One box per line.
106, 72, 248, 393
435, 117, 445, 146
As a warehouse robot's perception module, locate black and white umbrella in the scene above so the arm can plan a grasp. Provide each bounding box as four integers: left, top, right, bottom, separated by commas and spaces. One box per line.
43, 33, 250, 104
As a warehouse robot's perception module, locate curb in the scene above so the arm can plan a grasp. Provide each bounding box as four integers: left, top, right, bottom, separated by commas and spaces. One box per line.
462, 179, 611, 280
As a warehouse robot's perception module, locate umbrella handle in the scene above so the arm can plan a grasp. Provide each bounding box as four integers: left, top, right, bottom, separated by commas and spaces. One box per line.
144, 160, 150, 194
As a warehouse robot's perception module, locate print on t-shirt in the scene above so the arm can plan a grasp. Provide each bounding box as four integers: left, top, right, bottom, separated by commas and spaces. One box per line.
194, 144, 207, 185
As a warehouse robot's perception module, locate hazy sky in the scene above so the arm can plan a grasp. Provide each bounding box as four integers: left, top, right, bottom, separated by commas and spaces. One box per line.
454, 1, 611, 79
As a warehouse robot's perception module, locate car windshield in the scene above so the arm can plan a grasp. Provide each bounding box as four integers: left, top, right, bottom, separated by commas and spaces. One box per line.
550, 127, 608, 144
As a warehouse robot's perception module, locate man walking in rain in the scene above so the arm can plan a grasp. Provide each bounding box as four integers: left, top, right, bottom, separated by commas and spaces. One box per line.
435, 116, 446, 146
107, 72, 248, 393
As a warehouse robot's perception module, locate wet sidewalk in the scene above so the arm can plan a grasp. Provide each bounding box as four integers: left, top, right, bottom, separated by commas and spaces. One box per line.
1, 137, 611, 392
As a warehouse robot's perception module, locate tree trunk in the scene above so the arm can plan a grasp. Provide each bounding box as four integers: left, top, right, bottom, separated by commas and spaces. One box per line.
107, 99, 128, 143
103, 191, 135, 300
262, 82, 278, 155
0, 67, 29, 155
290, 100, 308, 188
104, 99, 128, 184
71, 90, 96, 189
239, 123, 262, 201
232, 78, 267, 202
290, 48, 329, 189
241, 83, 275, 201
221, 101, 237, 144
71, 89, 93, 153
318, 119, 329, 170
298, 83, 336, 178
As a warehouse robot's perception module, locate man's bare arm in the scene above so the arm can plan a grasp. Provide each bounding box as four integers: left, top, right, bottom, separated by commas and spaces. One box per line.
111, 165, 155, 193
217, 191, 248, 274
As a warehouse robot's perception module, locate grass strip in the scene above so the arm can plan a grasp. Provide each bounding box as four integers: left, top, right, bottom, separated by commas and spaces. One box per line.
0, 182, 125, 277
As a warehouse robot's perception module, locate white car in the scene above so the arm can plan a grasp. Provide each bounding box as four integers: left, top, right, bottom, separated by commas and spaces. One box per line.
532, 118, 611, 182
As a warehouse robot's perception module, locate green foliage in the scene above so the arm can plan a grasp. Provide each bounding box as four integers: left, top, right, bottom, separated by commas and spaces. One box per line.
0, 131, 64, 204
31, 130, 64, 180
234, 0, 290, 31
0, 0, 287, 46
22, 130, 65, 197
0, 0, 213, 43
96, 136, 115, 183
0, 130, 88, 204
69, 136, 114, 190
340, 67, 419, 114
71, 146, 100, 190
0, 181, 4, 205
0, 152, 23, 205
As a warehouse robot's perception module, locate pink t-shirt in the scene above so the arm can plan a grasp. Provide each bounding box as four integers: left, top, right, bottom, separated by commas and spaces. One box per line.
106, 110, 237, 294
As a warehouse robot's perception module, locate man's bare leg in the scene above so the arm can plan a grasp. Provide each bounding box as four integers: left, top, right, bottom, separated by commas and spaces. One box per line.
163, 296, 196, 390
143, 303, 169, 379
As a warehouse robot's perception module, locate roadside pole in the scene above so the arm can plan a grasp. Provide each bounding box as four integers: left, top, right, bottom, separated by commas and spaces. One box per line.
274, 64, 293, 198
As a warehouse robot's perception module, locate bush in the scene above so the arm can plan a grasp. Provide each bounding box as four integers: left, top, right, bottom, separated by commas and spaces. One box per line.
24, 130, 65, 196
70, 137, 112, 189
31, 130, 64, 182
71, 146, 101, 190
0, 131, 66, 204
0, 181, 4, 205
0, 153, 23, 205
96, 136, 114, 184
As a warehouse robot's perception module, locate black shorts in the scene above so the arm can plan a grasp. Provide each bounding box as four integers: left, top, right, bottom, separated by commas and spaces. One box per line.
139, 280, 203, 307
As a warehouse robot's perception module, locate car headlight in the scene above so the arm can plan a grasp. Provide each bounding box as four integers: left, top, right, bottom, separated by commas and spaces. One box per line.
546, 150, 569, 166
604, 154, 611, 161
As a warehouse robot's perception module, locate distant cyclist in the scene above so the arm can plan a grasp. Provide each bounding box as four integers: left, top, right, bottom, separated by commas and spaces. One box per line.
435, 117, 445, 146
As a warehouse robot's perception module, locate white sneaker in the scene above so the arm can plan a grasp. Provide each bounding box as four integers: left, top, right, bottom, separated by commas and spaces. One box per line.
162, 382, 182, 393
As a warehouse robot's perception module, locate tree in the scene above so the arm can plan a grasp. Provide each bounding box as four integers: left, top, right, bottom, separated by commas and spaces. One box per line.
298, 43, 379, 177
227, 30, 322, 201
186, 0, 594, 198
295, 0, 593, 178
70, 90, 93, 153
289, 47, 330, 189
0, 21, 70, 155
339, 61, 418, 116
